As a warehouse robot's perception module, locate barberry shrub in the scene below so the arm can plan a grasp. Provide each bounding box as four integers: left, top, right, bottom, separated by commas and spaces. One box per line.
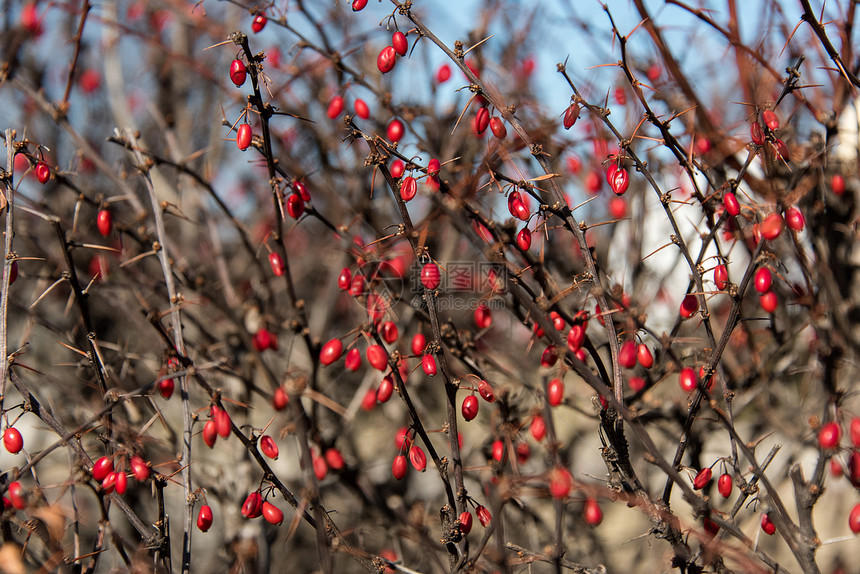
0, 1, 858, 573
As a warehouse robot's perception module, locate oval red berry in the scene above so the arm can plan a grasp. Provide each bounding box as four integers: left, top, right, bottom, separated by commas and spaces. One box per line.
392, 31, 408, 57
377, 46, 397, 74
229, 59, 247, 87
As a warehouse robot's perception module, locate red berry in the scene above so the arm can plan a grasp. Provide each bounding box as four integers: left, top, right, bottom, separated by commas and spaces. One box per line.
547, 378, 564, 406
618, 340, 636, 369
361, 388, 377, 411
773, 138, 790, 162
818, 422, 841, 450
462, 395, 479, 421
608, 166, 629, 195
549, 467, 573, 499
754, 268, 772, 293
114, 471, 128, 495
714, 264, 728, 290
629, 376, 646, 392
354, 98, 370, 119
540, 345, 558, 367
478, 380, 496, 403
750, 122, 764, 145
158, 377, 175, 399
723, 191, 740, 216
260, 435, 279, 460
761, 512, 775, 535
849, 450, 860, 486
761, 110, 779, 131
760, 291, 777, 313
563, 103, 581, 130
3, 428, 23, 454
337, 268, 352, 290
229, 59, 247, 87
436, 64, 451, 83
79, 69, 100, 93
394, 427, 410, 450
392, 31, 408, 57
476, 505, 492, 527
421, 354, 437, 376
251, 13, 267, 33
20, 3, 41, 33
693, 467, 712, 490
7, 482, 25, 510
236, 123, 252, 151
320, 338, 344, 366
202, 419, 217, 448
400, 176, 417, 202
327, 95, 344, 119
832, 174, 846, 195
376, 375, 394, 403
377, 46, 397, 73
695, 137, 712, 154
92, 456, 114, 482
352, 0, 368, 10
474, 303, 492, 329
344, 348, 362, 372
637, 344, 653, 369
585, 170, 602, 193
366, 344, 388, 371
214, 406, 231, 438
679, 294, 699, 318
411, 333, 426, 355
516, 227, 532, 250
130, 455, 150, 482
262, 501, 283, 525
850, 503, 860, 534
507, 191, 530, 221
489, 117, 507, 139
474, 107, 490, 135
293, 180, 310, 201
286, 193, 304, 219
583, 498, 603, 525
409, 445, 426, 471
421, 262, 441, 289
253, 328, 277, 352
197, 505, 213, 531
530, 414, 546, 441
8, 260, 17, 285
390, 159, 405, 178
785, 207, 805, 231
679, 367, 697, 393
718, 473, 732, 498
242, 491, 263, 518
427, 158, 441, 179
850, 417, 860, 448
97, 209, 112, 237
35, 161, 50, 184
567, 325, 585, 352
608, 196, 626, 219
266, 252, 285, 277
313, 453, 328, 480
760, 213, 784, 240
380, 321, 399, 344
491, 439, 505, 462
703, 516, 719, 536
325, 448, 345, 471
387, 119, 404, 142
459, 511, 473, 534
272, 387, 289, 411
